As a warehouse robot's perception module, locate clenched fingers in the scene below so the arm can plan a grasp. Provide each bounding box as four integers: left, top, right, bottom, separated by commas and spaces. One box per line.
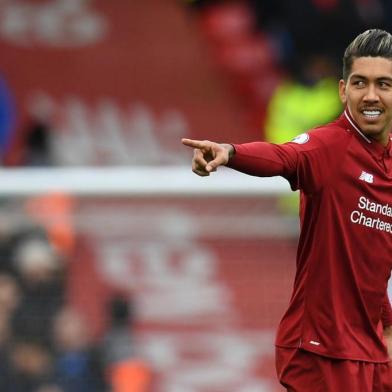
192, 149, 210, 176
205, 155, 227, 172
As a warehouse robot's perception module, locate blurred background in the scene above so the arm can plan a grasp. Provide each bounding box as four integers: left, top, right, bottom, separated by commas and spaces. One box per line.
0, 0, 391, 391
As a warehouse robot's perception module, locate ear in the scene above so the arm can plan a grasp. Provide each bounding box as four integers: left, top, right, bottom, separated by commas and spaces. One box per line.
339, 79, 347, 105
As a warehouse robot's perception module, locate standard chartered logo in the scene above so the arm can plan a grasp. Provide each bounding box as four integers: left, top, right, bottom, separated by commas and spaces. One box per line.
350, 196, 392, 233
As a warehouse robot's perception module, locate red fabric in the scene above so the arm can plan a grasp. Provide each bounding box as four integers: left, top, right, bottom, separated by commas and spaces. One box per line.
275, 347, 392, 391
382, 293, 392, 328
228, 110, 392, 362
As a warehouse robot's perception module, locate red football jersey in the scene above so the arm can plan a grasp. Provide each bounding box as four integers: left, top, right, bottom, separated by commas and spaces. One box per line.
228, 109, 392, 362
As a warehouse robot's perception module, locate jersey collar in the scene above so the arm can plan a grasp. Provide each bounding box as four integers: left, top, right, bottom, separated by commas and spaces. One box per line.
338, 108, 391, 157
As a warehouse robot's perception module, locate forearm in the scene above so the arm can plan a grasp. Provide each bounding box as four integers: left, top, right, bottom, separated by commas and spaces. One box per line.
226, 142, 297, 178
381, 292, 392, 328
381, 293, 392, 360
384, 325, 392, 361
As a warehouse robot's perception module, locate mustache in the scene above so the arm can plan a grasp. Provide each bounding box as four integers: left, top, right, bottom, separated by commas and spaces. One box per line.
360, 107, 383, 111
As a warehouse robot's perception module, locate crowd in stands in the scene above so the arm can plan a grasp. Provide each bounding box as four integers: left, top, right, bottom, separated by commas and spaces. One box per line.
0, 201, 151, 392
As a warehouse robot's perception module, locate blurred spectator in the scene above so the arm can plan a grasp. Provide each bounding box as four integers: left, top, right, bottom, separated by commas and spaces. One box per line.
250, 1, 361, 144
265, 53, 342, 143
4, 339, 60, 392
0, 274, 20, 346
22, 91, 55, 167
23, 118, 54, 166
262, 52, 342, 215
101, 296, 135, 366
0, 208, 98, 391
24, 192, 76, 258
52, 307, 107, 392
6, 90, 54, 167
0, 274, 21, 390
0, 206, 23, 275
11, 236, 64, 347
250, 0, 389, 69
102, 296, 152, 392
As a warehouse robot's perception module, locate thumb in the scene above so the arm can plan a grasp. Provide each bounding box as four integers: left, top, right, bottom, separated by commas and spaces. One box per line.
205, 156, 225, 172
205, 163, 216, 172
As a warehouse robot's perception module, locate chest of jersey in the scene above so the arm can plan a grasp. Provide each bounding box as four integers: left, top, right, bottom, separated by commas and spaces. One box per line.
329, 138, 392, 271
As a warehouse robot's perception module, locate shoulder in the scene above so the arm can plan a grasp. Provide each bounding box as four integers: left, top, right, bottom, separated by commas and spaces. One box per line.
288, 123, 351, 151
310, 122, 351, 141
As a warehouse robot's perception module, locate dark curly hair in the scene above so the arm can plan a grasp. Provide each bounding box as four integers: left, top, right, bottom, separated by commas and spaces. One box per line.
343, 29, 392, 80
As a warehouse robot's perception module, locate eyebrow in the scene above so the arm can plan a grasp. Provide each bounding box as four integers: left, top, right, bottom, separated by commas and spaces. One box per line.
350, 74, 392, 82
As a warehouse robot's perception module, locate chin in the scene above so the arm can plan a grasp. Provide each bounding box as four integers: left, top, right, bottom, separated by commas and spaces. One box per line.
358, 120, 382, 133
362, 128, 384, 139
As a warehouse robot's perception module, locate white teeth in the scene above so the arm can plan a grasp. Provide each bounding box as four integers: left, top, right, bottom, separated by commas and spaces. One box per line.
363, 110, 381, 118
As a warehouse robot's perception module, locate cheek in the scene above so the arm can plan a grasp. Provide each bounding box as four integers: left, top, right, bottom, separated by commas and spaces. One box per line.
344, 92, 361, 108
384, 96, 392, 109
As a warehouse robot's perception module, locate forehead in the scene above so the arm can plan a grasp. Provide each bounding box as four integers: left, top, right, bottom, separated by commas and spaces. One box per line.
350, 56, 392, 79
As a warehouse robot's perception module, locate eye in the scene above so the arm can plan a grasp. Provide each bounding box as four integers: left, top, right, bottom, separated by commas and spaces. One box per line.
379, 81, 392, 89
352, 80, 365, 88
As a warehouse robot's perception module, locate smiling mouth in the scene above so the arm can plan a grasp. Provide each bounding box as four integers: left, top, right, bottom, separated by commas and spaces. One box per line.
361, 109, 383, 119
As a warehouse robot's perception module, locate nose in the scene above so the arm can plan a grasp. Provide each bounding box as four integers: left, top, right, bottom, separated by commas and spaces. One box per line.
363, 84, 379, 103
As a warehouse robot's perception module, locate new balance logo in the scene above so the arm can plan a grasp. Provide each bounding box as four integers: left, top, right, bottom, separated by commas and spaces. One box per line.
359, 171, 374, 183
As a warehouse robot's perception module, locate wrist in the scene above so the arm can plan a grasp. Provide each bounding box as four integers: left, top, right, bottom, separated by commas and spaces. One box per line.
221, 143, 235, 159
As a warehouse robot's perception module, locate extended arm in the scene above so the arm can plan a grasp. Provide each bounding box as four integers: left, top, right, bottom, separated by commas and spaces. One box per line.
181, 138, 298, 178
227, 142, 298, 178
182, 134, 337, 193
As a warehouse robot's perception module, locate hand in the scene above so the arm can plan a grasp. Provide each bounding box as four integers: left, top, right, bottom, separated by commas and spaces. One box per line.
383, 326, 392, 364
182, 138, 234, 176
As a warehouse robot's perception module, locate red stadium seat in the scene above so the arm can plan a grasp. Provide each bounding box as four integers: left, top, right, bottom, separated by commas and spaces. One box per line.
199, 2, 254, 45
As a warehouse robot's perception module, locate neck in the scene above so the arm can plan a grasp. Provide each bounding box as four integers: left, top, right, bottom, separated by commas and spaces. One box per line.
344, 108, 390, 147
369, 133, 390, 147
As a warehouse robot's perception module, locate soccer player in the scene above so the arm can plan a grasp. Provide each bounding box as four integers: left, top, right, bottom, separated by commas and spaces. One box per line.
182, 29, 392, 391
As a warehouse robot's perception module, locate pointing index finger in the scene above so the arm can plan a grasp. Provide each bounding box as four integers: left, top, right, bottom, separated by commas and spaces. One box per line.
181, 138, 207, 149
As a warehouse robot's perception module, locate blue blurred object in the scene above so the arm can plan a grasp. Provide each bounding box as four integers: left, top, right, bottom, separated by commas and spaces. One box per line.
0, 76, 16, 156
55, 350, 105, 392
